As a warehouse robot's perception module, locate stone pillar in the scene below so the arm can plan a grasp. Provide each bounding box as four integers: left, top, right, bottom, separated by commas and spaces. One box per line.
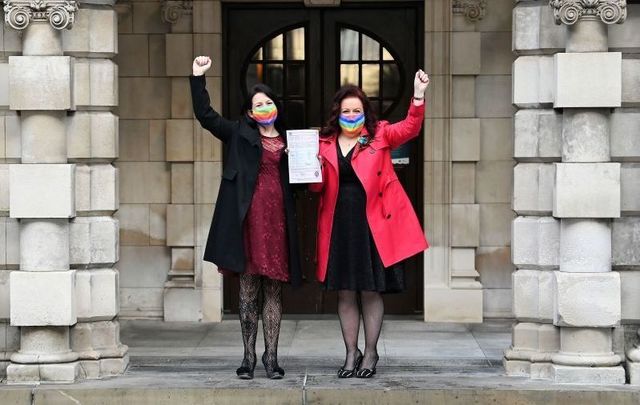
507, 0, 628, 383
6, 1, 80, 383
162, 0, 225, 322
4, 0, 127, 383
506, 1, 564, 379
549, 0, 625, 384
64, 0, 128, 379
0, 0, 23, 379
422, 0, 484, 324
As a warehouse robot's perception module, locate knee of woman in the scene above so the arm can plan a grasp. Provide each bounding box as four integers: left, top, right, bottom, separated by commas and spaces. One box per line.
360, 291, 382, 300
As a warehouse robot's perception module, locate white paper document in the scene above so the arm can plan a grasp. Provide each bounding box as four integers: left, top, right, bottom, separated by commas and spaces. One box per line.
286, 129, 322, 184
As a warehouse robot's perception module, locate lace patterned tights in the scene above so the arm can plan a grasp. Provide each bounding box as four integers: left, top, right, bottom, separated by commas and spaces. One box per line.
238, 273, 283, 371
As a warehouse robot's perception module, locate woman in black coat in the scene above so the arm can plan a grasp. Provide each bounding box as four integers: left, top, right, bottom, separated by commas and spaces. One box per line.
190, 56, 301, 380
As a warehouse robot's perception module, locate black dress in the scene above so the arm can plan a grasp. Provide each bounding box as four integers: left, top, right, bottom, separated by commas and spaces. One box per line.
324, 143, 405, 293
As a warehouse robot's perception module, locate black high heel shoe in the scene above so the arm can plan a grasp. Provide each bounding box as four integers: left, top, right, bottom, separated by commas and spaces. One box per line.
337, 349, 363, 378
355, 353, 379, 378
262, 352, 285, 380
236, 357, 257, 380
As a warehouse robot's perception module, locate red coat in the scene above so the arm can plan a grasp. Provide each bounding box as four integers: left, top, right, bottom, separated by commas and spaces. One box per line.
310, 101, 429, 282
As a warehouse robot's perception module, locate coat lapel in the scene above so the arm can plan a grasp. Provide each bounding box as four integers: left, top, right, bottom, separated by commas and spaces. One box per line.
238, 118, 261, 147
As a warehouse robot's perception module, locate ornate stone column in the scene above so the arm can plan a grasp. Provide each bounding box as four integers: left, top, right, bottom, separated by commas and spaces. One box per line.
4, 0, 127, 382
548, 0, 625, 384
5, 0, 80, 383
507, 0, 627, 383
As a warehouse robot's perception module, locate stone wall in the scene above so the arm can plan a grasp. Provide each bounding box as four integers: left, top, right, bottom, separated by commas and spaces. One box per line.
114, 0, 223, 321
424, 0, 515, 321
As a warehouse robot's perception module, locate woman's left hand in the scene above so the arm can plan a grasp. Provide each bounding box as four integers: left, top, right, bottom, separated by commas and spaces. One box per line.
413, 69, 430, 98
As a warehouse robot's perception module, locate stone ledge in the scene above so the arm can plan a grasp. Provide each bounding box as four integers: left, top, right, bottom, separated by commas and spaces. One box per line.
0, 380, 637, 404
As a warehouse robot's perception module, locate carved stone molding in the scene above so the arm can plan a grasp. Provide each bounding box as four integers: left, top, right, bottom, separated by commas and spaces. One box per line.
452, 0, 486, 22
3, 0, 78, 30
550, 0, 627, 25
161, 0, 192, 25
114, 0, 131, 19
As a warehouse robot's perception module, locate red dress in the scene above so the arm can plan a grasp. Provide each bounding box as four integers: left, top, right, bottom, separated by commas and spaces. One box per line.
220, 135, 289, 282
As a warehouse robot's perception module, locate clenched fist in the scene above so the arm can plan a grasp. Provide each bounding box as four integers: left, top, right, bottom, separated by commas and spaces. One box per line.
193, 56, 212, 76
413, 69, 430, 99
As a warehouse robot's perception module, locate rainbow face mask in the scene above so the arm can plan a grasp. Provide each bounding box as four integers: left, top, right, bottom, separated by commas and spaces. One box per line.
251, 103, 278, 126
339, 113, 365, 136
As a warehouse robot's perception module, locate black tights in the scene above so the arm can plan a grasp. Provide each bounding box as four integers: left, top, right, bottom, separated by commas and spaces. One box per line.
238, 274, 283, 370
338, 290, 384, 370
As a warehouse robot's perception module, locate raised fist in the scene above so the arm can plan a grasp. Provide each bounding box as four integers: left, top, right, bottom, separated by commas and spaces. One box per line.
413, 69, 430, 98
193, 56, 212, 76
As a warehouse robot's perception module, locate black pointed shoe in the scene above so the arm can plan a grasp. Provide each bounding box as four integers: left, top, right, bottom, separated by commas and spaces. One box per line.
337, 349, 363, 378
355, 354, 378, 378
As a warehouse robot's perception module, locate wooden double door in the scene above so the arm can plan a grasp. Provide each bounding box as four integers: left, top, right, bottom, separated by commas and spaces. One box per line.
222, 2, 424, 314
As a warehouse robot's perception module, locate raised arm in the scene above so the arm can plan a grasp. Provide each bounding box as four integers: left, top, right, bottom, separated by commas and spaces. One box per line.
383, 70, 430, 149
190, 56, 237, 143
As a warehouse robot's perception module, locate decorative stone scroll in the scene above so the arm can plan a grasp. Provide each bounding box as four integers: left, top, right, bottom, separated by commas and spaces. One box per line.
550, 0, 627, 25
160, 0, 192, 25
3, 0, 78, 30
452, 0, 486, 22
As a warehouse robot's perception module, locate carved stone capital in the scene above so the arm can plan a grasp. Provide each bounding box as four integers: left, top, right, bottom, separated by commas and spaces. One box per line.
3, 0, 78, 30
550, 0, 627, 25
452, 0, 486, 22
160, 0, 192, 25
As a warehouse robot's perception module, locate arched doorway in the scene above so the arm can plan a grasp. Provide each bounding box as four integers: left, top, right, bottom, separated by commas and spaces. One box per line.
223, 2, 424, 314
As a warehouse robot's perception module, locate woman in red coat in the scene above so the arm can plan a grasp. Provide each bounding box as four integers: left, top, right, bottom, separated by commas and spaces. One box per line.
310, 70, 430, 378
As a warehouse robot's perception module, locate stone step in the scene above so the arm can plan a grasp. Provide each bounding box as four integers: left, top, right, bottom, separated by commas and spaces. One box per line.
2, 355, 639, 405
1, 384, 639, 405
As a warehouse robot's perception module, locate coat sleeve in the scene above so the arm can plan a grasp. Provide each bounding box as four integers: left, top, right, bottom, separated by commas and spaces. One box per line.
189, 75, 237, 143
381, 99, 426, 150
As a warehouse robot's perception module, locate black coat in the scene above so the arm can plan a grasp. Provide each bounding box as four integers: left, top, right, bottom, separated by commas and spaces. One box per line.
189, 75, 302, 287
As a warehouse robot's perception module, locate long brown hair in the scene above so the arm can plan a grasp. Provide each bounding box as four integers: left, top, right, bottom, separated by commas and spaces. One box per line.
320, 85, 378, 138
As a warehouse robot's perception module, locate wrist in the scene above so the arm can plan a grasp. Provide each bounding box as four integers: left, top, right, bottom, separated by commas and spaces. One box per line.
413, 94, 424, 100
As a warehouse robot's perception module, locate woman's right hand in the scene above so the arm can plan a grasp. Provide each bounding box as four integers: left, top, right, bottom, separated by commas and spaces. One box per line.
193, 56, 212, 76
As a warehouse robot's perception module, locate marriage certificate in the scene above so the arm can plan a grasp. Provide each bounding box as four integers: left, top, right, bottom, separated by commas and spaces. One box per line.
286, 129, 322, 184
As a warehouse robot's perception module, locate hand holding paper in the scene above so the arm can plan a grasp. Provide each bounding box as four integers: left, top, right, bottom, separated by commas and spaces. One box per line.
286, 129, 322, 184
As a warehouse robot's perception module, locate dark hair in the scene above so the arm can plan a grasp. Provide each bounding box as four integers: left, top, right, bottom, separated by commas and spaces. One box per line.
320, 85, 378, 138
241, 83, 286, 134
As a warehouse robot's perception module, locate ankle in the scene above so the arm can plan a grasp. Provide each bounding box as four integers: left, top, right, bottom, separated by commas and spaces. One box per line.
363, 349, 378, 358
262, 351, 279, 365
243, 353, 256, 364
